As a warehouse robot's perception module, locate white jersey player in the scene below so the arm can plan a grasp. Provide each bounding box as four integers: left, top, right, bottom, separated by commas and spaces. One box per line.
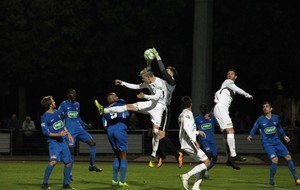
213, 69, 253, 170
178, 96, 210, 190
103, 67, 167, 163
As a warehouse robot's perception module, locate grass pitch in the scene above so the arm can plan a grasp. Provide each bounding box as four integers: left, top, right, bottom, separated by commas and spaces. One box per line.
0, 161, 299, 190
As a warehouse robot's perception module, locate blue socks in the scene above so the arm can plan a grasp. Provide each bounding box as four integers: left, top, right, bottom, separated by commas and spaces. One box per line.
63, 165, 72, 185
113, 158, 120, 182
270, 162, 278, 184
120, 160, 128, 183
287, 160, 298, 180
112, 158, 128, 183
43, 164, 54, 184
90, 146, 96, 165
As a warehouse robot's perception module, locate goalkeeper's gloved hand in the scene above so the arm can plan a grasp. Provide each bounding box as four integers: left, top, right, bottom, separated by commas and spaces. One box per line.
94, 100, 104, 115
152, 48, 159, 58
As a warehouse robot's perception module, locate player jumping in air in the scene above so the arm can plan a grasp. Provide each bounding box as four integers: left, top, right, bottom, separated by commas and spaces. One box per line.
213, 69, 253, 170
95, 68, 167, 168
59, 88, 102, 180
151, 48, 183, 168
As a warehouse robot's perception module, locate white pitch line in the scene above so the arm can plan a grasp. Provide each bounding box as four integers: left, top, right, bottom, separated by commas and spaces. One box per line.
224, 178, 289, 190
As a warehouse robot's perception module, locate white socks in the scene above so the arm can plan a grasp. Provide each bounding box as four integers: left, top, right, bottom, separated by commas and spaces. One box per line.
227, 133, 236, 157
187, 163, 207, 177
151, 128, 159, 157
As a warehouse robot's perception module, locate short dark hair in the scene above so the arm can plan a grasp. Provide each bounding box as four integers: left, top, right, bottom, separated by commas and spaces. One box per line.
181, 96, 192, 109
227, 69, 237, 75
166, 66, 177, 76
263, 101, 273, 108
66, 88, 75, 95
40, 96, 53, 111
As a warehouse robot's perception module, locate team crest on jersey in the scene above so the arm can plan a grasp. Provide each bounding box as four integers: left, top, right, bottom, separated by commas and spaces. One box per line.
53, 120, 64, 130
201, 123, 212, 130
185, 115, 191, 119
264, 126, 277, 134
67, 111, 79, 118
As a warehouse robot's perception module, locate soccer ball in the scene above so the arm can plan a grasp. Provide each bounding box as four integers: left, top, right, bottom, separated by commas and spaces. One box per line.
144, 49, 155, 61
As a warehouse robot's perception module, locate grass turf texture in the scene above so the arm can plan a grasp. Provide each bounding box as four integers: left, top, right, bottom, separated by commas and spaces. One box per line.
0, 161, 299, 190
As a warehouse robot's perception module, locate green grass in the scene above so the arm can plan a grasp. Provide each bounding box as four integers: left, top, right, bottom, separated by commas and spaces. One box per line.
0, 161, 299, 190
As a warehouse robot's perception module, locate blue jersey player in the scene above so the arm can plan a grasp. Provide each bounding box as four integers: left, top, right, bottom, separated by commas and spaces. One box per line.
195, 103, 218, 179
59, 89, 102, 177
97, 92, 130, 187
40, 96, 74, 189
247, 101, 300, 186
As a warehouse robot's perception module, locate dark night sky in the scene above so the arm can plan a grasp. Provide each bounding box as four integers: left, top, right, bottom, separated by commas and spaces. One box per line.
1, 0, 299, 129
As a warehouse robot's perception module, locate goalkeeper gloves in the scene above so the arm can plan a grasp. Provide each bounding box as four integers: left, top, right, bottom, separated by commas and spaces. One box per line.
151, 48, 159, 58
94, 100, 104, 115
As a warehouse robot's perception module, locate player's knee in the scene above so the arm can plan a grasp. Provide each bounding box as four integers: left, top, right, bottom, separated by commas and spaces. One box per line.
271, 157, 278, 163
87, 140, 96, 146
285, 154, 292, 160
203, 159, 210, 167
153, 128, 159, 136
65, 162, 72, 167
49, 160, 57, 166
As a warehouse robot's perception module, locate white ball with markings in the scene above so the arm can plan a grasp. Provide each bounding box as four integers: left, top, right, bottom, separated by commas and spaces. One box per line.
144, 49, 155, 61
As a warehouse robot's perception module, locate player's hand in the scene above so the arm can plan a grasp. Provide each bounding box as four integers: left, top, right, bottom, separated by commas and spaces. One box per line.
198, 131, 206, 138
86, 124, 92, 129
247, 136, 252, 142
115, 79, 122, 85
152, 48, 159, 58
59, 130, 67, 136
284, 136, 290, 143
245, 93, 253, 100
137, 92, 145, 99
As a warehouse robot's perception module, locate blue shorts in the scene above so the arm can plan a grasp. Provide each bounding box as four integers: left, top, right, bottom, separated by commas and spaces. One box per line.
199, 139, 218, 156
106, 124, 128, 152
69, 128, 93, 147
48, 139, 72, 164
263, 141, 289, 160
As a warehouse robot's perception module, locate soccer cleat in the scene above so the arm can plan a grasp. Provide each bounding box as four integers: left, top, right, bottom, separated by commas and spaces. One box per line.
89, 165, 103, 172
178, 152, 183, 168
226, 160, 240, 170
112, 180, 119, 186
269, 182, 277, 187
94, 100, 104, 115
119, 182, 129, 187
230, 155, 247, 162
62, 184, 74, 189
41, 183, 50, 189
149, 157, 155, 168
157, 157, 163, 168
296, 179, 300, 185
180, 174, 189, 190
191, 187, 201, 190
204, 170, 209, 179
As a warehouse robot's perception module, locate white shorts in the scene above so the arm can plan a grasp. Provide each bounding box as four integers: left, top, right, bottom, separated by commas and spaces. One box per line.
133, 101, 166, 126
213, 104, 233, 131
183, 146, 208, 162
